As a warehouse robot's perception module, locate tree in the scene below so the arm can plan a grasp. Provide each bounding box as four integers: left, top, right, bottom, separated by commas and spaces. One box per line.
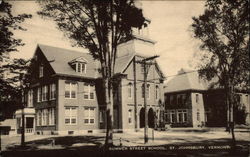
38, 0, 145, 146
0, 1, 31, 120
191, 0, 249, 148
0, 1, 31, 62
0, 58, 30, 120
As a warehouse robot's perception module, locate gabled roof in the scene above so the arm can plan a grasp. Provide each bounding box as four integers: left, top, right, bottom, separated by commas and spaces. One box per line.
37, 44, 99, 79
164, 69, 209, 93
69, 56, 88, 64
35, 44, 165, 80
115, 53, 135, 74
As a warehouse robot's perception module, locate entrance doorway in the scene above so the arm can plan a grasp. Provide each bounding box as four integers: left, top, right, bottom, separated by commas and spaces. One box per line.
148, 108, 155, 128
139, 107, 155, 128
139, 108, 145, 128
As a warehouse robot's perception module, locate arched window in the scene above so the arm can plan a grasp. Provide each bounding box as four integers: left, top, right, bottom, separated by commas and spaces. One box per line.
147, 84, 150, 99
141, 84, 145, 98
155, 85, 159, 100
128, 82, 133, 98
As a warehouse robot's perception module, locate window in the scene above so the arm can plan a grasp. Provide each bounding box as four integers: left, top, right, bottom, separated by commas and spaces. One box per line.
90, 85, 94, 99
83, 83, 95, 100
155, 85, 159, 100
147, 84, 150, 99
50, 83, 56, 100
39, 65, 44, 77
42, 109, 48, 126
49, 108, 55, 125
177, 94, 185, 105
84, 107, 95, 124
177, 110, 187, 123
42, 85, 48, 101
170, 110, 175, 123
196, 94, 199, 103
128, 83, 133, 98
76, 63, 86, 73
36, 110, 42, 126
28, 89, 33, 107
141, 84, 145, 98
65, 107, 77, 125
239, 95, 243, 104
177, 95, 181, 105
37, 87, 42, 102
128, 109, 133, 124
65, 82, 77, 99
245, 95, 248, 104
197, 109, 200, 121
170, 95, 174, 105
99, 110, 105, 123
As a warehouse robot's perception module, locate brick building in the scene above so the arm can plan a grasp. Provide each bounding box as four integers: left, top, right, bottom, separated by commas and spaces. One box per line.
164, 69, 250, 128
21, 20, 165, 135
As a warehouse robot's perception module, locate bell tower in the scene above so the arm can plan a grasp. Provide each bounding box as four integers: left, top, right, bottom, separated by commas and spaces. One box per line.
117, 2, 156, 57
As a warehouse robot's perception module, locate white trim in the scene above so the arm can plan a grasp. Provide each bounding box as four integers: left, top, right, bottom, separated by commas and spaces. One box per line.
83, 83, 95, 100
37, 87, 41, 102
42, 85, 48, 101
128, 83, 133, 99
169, 110, 175, 123
50, 83, 56, 100
65, 82, 77, 99
83, 107, 95, 125
65, 107, 78, 125
177, 109, 187, 123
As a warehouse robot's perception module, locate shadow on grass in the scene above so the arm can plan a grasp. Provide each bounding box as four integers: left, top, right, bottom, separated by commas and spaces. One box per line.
5, 136, 105, 151
3, 136, 250, 157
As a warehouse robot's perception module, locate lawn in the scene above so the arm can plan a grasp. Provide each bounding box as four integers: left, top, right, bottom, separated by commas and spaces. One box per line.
2, 131, 249, 157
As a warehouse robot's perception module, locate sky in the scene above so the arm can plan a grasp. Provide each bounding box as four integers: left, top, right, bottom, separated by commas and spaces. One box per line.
9, 1, 205, 79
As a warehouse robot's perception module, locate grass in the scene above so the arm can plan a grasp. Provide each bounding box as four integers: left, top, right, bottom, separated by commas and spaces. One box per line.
3, 134, 250, 157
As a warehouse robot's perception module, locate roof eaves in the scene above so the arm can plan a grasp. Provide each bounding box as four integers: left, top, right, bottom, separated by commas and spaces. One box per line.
53, 73, 98, 80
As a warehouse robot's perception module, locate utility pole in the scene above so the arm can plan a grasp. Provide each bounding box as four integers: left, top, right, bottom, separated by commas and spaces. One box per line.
20, 74, 25, 147
138, 55, 159, 144
133, 57, 139, 131
143, 60, 148, 143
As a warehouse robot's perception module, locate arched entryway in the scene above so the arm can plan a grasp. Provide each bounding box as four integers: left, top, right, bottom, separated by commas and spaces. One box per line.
140, 107, 155, 128
139, 108, 145, 128
148, 108, 155, 128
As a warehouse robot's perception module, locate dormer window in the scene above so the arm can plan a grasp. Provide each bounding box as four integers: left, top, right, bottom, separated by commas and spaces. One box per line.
76, 63, 86, 73
68, 56, 88, 74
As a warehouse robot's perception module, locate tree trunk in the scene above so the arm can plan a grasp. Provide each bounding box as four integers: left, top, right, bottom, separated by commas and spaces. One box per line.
104, 78, 113, 146
227, 86, 236, 149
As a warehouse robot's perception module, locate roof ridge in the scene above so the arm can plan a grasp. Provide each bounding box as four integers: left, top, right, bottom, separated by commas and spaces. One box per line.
38, 44, 89, 55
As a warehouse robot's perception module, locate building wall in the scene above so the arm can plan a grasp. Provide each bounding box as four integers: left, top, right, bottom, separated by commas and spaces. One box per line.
120, 56, 164, 131
165, 91, 194, 127
165, 90, 249, 128
191, 92, 205, 127
31, 45, 165, 134
237, 93, 250, 125
57, 78, 99, 134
